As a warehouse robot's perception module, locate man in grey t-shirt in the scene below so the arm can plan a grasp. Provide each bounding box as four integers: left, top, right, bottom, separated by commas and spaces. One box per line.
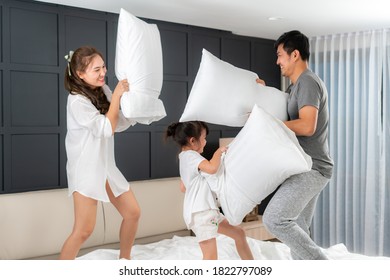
258, 30, 333, 259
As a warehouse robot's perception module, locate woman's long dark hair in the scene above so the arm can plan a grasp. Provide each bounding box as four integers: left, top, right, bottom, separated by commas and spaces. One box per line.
64, 46, 110, 114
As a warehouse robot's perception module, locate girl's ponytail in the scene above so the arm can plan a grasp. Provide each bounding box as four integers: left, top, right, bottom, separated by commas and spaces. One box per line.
165, 121, 208, 147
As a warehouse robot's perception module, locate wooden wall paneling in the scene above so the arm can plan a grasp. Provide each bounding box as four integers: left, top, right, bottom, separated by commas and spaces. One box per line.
6, 1, 62, 192
156, 80, 188, 127
160, 28, 188, 77
188, 28, 222, 160
10, 134, 59, 192
64, 12, 108, 61
202, 129, 222, 160
221, 129, 240, 139
252, 39, 281, 89
9, 6, 58, 66
106, 12, 118, 86
151, 131, 180, 179
0, 4, 2, 64
0, 135, 3, 192
222, 36, 251, 70
189, 28, 222, 80
0, 70, 2, 128
156, 22, 189, 128
115, 131, 151, 181
0, 11, 2, 190
0, 0, 7, 194
0, 0, 280, 194
149, 22, 189, 179
10, 71, 58, 127
57, 6, 68, 188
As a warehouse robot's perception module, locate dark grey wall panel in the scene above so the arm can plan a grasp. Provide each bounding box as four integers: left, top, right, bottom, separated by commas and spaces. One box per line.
0, 135, 3, 192
115, 132, 150, 181
160, 29, 188, 76
0, 0, 279, 194
156, 80, 188, 126
202, 130, 221, 159
151, 131, 180, 178
10, 7, 58, 66
11, 71, 59, 126
252, 40, 280, 88
10, 134, 59, 192
64, 14, 107, 60
221, 129, 240, 138
191, 32, 221, 77
0, 71, 2, 126
222, 37, 251, 70
0, 6, 2, 62
0, 0, 3, 192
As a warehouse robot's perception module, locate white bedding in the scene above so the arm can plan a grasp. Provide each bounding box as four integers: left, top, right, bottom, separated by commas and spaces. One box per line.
78, 235, 388, 260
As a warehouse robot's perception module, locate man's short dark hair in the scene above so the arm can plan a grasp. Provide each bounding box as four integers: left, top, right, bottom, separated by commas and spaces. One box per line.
275, 30, 310, 61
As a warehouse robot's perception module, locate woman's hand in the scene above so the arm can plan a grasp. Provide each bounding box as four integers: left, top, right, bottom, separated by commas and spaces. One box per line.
106, 79, 129, 134
113, 79, 130, 97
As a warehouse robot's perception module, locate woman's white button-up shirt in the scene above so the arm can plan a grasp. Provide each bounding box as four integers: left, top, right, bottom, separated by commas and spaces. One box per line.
65, 85, 135, 202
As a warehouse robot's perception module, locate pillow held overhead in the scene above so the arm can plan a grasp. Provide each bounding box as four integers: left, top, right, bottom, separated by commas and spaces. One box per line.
115, 8, 166, 125
180, 49, 288, 127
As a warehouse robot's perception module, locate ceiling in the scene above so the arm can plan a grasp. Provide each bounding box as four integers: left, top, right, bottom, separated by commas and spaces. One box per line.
36, 0, 390, 40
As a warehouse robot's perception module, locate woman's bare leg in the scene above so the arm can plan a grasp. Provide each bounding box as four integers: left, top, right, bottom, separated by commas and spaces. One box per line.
59, 192, 98, 260
106, 182, 140, 259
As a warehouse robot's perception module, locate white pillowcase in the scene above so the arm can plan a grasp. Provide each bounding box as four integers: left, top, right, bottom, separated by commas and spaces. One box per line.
115, 8, 166, 125
179, 49, 288, 127
216, 104, 312, 225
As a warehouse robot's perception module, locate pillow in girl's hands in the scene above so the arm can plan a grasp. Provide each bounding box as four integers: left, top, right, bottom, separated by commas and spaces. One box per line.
115, 8, 166, 125
179, 49, 288, 127
217, 104, 312, 225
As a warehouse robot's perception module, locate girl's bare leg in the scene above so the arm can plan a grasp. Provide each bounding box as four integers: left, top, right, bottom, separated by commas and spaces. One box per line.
218, 219, 254, 260
199, 238, 218, 260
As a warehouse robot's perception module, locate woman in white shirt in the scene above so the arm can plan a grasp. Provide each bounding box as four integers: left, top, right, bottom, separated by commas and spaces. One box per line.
60, 46, 140, 260
166, 121, 253, 260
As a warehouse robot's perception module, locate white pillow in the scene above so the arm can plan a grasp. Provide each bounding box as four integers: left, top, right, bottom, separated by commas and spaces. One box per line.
115, 8, 166, 125
216, 104, 312, 225
179, 49, 288, 127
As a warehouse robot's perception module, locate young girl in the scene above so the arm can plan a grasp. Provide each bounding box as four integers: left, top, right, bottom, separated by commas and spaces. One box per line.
60, 46, 140, 260
166, 121, 253, 260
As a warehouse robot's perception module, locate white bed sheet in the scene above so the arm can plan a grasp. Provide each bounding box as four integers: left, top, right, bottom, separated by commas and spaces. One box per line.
77, 235, 389, 260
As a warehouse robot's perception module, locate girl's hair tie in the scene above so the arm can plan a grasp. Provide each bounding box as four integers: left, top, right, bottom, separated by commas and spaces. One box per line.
64, 50, 74, 76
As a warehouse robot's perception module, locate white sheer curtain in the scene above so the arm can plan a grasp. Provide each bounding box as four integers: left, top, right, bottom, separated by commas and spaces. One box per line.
309, 29, 390, 256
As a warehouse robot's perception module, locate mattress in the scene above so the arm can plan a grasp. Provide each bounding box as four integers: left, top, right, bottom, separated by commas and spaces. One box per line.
77, 235, 389, 260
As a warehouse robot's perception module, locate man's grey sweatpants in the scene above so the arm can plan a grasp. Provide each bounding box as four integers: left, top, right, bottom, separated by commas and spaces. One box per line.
263, 169, 329, 260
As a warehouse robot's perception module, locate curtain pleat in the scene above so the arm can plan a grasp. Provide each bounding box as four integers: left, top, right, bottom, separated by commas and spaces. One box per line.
309, 29, 390, 256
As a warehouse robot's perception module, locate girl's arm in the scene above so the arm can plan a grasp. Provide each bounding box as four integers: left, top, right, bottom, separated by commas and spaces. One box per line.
198, 146, 227, 174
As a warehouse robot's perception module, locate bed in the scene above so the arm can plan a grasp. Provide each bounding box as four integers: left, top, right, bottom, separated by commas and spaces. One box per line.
78, 234, 389, 260
78, 175, 388, 261
1, 176, 387, 261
